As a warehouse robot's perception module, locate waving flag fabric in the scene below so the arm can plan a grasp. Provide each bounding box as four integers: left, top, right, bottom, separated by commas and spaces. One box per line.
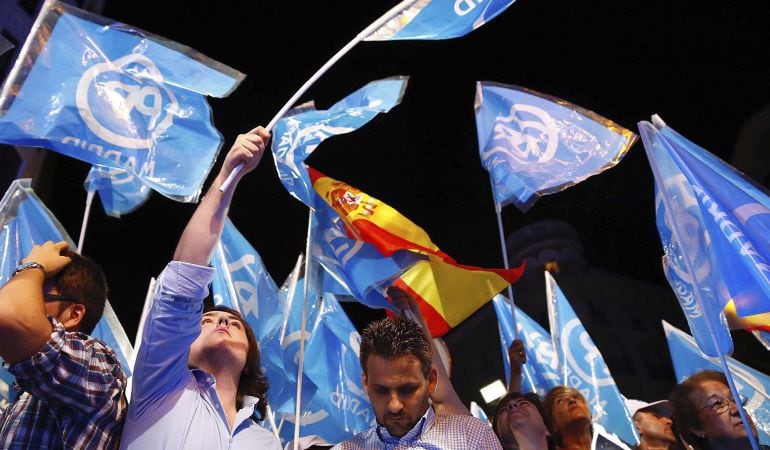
273, 76, 408, 207
311, 205, 414, 311
754, 331, 770, 351
265, 256, 374, 445
365, 0, 518, 41
643, 118, 770, 318
639, 117, 743, 357
84, 165, 151, 217
545, 271, 638, 444
492, 294, 560, 396
312, 168, 524, 337
663, 321, 770, 444
0, 179, 134, 409
475, 82, 636, 211
0, 1, 244, 202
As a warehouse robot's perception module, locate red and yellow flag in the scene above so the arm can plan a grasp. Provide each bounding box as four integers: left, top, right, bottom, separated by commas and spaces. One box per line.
310, 167, 524, 337
724, 300, 770, 332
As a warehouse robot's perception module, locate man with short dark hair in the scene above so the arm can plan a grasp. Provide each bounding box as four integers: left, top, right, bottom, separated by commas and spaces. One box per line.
625, 399, 676, 450
0, 242, 127, 449
332, 314, 502, 449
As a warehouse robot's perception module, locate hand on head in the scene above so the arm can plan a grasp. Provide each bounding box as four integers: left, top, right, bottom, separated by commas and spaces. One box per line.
23, 241, 72, 278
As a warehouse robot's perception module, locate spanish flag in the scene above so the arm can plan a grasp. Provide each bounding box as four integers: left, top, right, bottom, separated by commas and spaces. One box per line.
310, 167, 524, 337
724, 300, 770, 333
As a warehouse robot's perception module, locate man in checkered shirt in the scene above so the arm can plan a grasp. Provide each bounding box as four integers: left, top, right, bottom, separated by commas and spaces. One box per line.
332, 315, 502, 450
0, 242, 127, 449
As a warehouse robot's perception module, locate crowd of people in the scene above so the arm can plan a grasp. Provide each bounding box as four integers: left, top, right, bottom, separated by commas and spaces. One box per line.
0, 126, 766, 449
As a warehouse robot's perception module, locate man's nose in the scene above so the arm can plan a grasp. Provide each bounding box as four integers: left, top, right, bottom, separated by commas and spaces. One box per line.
217, 316, 229, 326
388, 394, 403, 413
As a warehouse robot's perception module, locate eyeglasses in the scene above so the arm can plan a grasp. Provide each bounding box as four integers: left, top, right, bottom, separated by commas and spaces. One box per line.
697, 394, 748, 415
43, 293, 81, 304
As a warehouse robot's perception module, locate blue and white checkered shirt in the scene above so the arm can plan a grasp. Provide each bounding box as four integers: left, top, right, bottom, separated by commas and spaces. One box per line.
0, 317, 127, 449
332, 405, 503, 450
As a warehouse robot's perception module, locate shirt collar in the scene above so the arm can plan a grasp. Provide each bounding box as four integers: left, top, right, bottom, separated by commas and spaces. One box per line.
376, 405, 435, 445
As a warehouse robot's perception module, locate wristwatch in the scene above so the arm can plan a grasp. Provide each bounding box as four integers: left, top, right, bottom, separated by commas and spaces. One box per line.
12, 261, 46, 277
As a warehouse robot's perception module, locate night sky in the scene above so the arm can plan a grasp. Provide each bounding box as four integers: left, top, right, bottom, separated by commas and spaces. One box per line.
15, 0, 770, 406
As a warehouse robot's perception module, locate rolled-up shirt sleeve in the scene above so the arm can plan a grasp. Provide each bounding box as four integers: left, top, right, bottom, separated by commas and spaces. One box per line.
128, 261, 214, 413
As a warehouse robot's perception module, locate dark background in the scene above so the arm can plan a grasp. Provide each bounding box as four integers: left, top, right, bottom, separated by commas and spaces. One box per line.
2, 0, 770, 414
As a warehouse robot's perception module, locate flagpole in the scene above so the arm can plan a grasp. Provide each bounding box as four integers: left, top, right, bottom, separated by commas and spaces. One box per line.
219, 0, 419, 192
489, 178, 518, 335
77, 188, 95, 253
293, 209, 315, 450
265, 404, 280, 440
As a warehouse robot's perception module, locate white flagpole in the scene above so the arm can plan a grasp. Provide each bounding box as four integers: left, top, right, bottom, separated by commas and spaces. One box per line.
77, 188, 95, 253
293, 209, 315, 450
489, 178, 518, 335
219, 0, 419, 192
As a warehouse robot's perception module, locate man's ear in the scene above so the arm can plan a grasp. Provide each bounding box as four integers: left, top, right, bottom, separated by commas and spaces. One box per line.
427, 367, 438, 394
362, 373, 369, 395
58, 303, 86, 331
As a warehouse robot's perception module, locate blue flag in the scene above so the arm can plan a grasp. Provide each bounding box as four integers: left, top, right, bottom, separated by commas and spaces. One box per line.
0, 179, 134, 409
311, 205, 416, 311
663, 321, 770, 444
645, 118, 770, 318
365, 0, 518, 41
475, 82, 636, 211
296, 292, 375, 444
84, 164, 151, 217
470, 401, 490, 424
0, 1, 244, 202
266, 258, 374, 445
273, 76, 408, 207
272, 76, 415, 313
492, 294, 560, 396
545, 271, 638, 444
639, 117, 736, 357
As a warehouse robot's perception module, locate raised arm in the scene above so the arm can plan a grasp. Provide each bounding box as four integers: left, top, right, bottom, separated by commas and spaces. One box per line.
387, 285, 471, 416
507, 338, 525, 393
173, 126, 270, 265
0, 241, 72, 363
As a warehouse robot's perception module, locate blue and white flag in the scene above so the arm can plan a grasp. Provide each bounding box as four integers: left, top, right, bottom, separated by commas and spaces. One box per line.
663, 320, 770, 444
84, 165, 151, 217
492, 294, 560, 396
311, 205, 415, 312
365, 0, 518, 41
273, 76, 408, 207
0, 178, 134, 409
643, 117, 770, 318
294, 292, 375, 444
0, 1, 244, 202
639, 116, 737, 357
475, 82, 636, 212
545, 271, 638, 444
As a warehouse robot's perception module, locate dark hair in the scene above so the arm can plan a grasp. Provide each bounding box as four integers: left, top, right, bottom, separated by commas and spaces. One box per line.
543, 385, 590, 447
359, 315, 432, 377
202, 304, 269, 420
669, 370, 729, 450
52, 252, 108, 334
492, 391, 557, 450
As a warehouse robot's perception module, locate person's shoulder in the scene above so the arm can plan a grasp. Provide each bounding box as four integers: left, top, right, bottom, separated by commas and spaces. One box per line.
437, 412, 491, 428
